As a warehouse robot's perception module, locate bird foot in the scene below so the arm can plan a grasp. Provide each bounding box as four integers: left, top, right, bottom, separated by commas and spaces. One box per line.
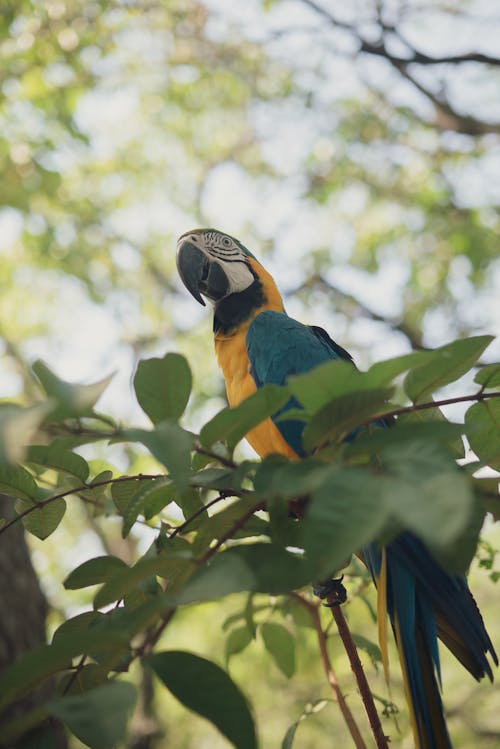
312, 576, 347, 606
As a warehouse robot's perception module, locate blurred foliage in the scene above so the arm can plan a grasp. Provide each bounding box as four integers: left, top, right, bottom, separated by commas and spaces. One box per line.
1, 1, 500, 748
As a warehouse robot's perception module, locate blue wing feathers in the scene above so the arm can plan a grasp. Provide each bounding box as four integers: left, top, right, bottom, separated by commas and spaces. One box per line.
246, 308, 496, 749
247, 311, 344, 456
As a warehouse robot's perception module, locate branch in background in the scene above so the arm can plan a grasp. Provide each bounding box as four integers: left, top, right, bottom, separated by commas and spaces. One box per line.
286, 273, 426, 350
298, 0, 500, 136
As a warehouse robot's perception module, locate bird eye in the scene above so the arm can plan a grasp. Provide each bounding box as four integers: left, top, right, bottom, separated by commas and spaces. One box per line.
222, 237, 232, 247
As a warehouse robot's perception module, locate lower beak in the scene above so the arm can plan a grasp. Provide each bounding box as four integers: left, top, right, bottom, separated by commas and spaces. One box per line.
176, 241, 229, 305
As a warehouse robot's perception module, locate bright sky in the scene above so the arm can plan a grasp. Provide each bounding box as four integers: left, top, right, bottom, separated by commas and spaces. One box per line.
1, 0, 499, 424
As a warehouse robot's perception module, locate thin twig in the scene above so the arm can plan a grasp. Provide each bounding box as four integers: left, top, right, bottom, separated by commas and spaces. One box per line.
293, 594, 368, 749
169, 492, 231, 538
0, 473, 165, 536
195, 445, 237, 468
375, 389, 500, 423
329, 603, 389, 749
197, 501, 265, 565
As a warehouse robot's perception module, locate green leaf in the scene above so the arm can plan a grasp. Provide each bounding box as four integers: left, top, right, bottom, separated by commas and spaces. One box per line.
111, 477, 145, 514
302, 387, 393, 451
465, 398, 500, 469
304, 468, 388, 577
260, 622, 295, 678
473, 477, 500, 520
16, 497, 66, 540
381, 442, 477, 570
147, 651, 257, 749
176, 544, 314, 605
345, 420, 467, 457
52, 612, 102, 644
122, 477, 172, 537
396, 404, 465, 458
200, 384, 289, 450
0, 629, 130, 713
144, 480, 177, 519
281, 700, 329, 749
120, 422, 192, 488
253, 456, 330, 498
32, 360, 113, 420
134, 353, 192, 424
366, 351, 434, 386
192, 498, 263, 556
404, 335, 493, 403
0, 464, 38, 500
93, 549, 195, 609
283, 351, 432, 417
288, 358, 377, 412
49, 681, 137, 749
27, 442, 89, 481
64, 556, 128, 590
474, 363, 500, 389
225, 626, 253, 666
58, 663, 109, 697
351, 633, 382, 669
0, 402, 54, 465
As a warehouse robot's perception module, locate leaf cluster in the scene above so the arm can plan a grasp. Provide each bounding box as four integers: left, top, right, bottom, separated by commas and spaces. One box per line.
0, 339, 499, 748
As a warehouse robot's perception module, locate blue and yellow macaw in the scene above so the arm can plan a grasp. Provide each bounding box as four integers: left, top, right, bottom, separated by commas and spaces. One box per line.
176, 228, 497, 749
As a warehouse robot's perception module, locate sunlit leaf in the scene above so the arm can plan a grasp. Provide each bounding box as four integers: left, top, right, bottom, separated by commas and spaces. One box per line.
260, 622, 295, 678
465, 398, 500, 469
32, 360, 113, 420
200, 385, 289, 450
0, 402, 53, 465
403, 335, 493, 403
0, 464, 38, 500
134, 353, 192, 424
225, 626, 253, 666
474, 363, 500, 389
27, 442, 89, 482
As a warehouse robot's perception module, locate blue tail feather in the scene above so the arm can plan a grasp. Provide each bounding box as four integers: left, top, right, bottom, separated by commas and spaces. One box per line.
365, 534, 496, 749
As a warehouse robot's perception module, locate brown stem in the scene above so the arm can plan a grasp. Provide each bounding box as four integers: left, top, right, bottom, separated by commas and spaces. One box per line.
377, 389, 500, 423
330, 604, 389, 749
0, 473, 165, 536
194, 445, 237, 468
169, 493, 230, 539
294, 594, 368, 749
197, 501, 265, 565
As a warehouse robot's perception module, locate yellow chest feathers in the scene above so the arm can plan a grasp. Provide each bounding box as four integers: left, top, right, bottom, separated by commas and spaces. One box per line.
214, 261, 299, 464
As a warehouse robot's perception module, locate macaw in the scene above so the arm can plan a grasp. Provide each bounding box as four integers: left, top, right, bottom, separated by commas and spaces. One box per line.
176, 228, 497, 749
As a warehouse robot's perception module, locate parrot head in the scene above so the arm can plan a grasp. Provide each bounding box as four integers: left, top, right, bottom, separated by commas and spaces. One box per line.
176, 229, 257, 307
176, 228, 284, 333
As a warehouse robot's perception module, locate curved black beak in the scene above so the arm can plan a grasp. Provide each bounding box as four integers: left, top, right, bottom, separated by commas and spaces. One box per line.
176, 241, 229, 305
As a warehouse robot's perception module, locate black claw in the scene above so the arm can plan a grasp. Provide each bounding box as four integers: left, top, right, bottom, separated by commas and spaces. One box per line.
312, 575, 347, 606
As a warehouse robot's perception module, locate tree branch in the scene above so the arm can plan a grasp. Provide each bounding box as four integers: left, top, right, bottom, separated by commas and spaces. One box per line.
329, 603, 390, 749
293, 593, 369, 749
298, 0, 500, 135
286, 273, 426, 350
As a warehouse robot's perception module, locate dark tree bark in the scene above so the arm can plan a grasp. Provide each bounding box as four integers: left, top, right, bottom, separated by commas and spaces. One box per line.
0, 495, 66, 749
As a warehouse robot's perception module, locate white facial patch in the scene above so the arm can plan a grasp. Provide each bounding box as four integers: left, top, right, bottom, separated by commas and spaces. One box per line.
218, 257, 255, 295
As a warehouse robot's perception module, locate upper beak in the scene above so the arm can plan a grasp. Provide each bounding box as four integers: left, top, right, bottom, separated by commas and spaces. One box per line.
176, 240, 230, 305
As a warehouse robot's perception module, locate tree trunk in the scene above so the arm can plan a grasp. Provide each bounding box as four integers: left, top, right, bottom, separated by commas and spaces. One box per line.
0, 495, 67, 749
